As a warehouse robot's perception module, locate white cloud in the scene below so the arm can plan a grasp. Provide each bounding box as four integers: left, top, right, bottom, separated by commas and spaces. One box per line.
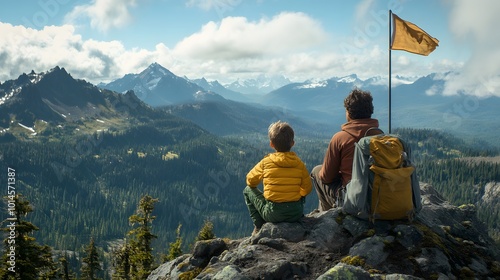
0, 19, 395, 86
444, 0, 500, 97
2, 4, 486, 92
173, 12, 328, 60
65, 0, 138, 32
0, 22, 172, 84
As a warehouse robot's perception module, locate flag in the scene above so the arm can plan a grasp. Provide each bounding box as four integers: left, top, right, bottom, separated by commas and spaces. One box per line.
391, 13, 439, 56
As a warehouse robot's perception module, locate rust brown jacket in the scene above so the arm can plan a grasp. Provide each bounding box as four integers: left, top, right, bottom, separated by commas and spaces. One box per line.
318, 118, 379, 186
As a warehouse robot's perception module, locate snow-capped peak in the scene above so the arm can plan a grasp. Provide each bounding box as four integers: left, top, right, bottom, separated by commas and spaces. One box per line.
144, 62, 174, 78
137, 63, 178, 91
0, 70, 46, 105
28, 70, 44, 84
337, 74, 359, 84
294, 80, 328, 89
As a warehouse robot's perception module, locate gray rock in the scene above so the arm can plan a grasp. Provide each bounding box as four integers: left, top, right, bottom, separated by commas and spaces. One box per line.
384, 274, 424, 280
251, 221, 306, 244
147, 254, 189, 280
342, 215, 371, 239
305, 208, 352, 252
349, 235, 395, 267
192, 238, 227, 259
415, 248, 451, 276
316, 263, 371, 280
393, 224, 424, 250
469, 257, 489, 276
257, 237, 285, 250
220, 245, 257, 263
212, 265, 249, 280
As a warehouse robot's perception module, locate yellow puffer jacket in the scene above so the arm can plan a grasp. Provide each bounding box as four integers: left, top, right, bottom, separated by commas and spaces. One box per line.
246, 152, 312, 203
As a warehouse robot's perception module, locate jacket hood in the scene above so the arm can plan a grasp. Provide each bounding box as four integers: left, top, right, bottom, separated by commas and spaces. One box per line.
268, 152, 302, 168
341, 118, 380, 140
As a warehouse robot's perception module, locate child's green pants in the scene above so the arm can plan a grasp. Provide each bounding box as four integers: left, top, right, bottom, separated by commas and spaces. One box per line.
243, 186, 304, 228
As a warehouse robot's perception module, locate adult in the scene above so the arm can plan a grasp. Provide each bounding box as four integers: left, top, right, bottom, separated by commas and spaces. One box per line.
311, 88, 380, 211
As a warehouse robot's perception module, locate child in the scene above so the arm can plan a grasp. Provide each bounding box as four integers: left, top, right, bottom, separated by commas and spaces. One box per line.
243, 120, 312, 235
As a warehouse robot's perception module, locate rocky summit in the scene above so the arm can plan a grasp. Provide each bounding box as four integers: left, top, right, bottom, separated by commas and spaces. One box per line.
148, 184, 500, 279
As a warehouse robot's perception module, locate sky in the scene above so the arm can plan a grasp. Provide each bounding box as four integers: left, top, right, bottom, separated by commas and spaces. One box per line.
0, 0, 499, 97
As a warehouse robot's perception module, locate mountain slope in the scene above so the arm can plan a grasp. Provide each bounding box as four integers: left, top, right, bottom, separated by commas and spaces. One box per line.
0, 67, 168, 139
164, 99, 336, 138
99, 63, 225, 107
190, 77, 252, 103
259, 73, 500, 143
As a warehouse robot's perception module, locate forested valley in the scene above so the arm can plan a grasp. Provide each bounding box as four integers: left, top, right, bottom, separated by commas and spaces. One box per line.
1, 123, 499, 278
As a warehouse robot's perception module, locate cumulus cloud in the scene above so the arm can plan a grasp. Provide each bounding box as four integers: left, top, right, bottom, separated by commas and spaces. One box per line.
173, 12, 328, 60
0, 17, 387, 86
445, 0, 500, 97
0, 22, 173, 84
3, 4, 486, 91
65, 0, 138, 32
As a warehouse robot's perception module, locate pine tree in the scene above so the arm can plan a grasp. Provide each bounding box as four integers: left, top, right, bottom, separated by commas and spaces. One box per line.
0, 194, 56, 280
164, 224, 183, 262
81, 237, 102, 280
196, 220, 215, 241
112, 241, 131, 280
128, 195, 159, 279
59, 255, 76, 280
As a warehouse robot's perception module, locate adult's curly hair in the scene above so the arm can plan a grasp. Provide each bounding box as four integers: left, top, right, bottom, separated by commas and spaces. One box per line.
344, 88, 374, 119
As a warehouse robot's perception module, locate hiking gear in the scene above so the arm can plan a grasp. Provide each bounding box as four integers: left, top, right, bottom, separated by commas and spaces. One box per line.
343, 134, 422, 221
318, 118, 379, 187
246, 151, 312, 203
243, 186, 304, 228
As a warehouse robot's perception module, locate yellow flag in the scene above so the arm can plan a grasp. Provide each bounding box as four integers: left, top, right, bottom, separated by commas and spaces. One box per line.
391, 13, 439, 56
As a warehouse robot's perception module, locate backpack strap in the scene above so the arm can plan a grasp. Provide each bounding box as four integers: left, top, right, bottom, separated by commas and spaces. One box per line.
343, 127, 384, 142
364, 127, 384, 137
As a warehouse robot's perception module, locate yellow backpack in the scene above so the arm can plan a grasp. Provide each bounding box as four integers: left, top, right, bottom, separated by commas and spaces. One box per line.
343, 133, 421, 221
369, 135, 415, 220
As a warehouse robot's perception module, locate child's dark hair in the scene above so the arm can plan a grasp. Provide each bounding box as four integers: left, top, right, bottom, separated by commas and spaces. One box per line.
344, 88, 374, 119
268, 121, 294, 152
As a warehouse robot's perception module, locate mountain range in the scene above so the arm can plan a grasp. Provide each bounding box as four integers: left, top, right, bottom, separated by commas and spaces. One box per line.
99, 63, 499, 145
223, 74, 292, 95
99, 62, 225, 107
2, 63, 499, 146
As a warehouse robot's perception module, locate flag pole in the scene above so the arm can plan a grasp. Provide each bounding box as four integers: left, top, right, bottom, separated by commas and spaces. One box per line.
388, 10, 392, 134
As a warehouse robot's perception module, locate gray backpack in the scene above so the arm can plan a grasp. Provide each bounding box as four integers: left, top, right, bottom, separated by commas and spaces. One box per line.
342, 133, 422, 221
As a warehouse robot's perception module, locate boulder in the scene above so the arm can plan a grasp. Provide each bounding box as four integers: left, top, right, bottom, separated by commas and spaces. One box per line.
148, 183, 500, 279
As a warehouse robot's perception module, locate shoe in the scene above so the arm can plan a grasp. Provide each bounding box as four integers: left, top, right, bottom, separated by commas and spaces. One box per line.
251, 226, 261, 236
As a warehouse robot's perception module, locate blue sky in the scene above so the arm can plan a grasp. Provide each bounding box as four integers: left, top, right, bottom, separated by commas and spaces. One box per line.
1, 0, 499, 97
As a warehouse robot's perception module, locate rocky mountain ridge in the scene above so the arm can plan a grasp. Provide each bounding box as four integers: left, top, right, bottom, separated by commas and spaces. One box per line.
148, 184, 500, 279
97, 63, 500, 144
99, 63, 225, 107
0, 67, 137, 127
